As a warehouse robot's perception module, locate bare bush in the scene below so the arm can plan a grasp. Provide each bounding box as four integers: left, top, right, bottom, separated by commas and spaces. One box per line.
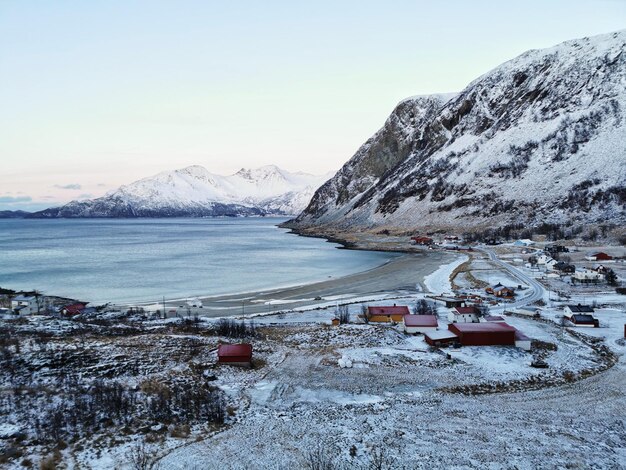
336, 306, 350, 324
215, 319, 256, 338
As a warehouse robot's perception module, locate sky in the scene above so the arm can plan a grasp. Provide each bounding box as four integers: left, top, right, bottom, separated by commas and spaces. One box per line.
1, 1, 625, 211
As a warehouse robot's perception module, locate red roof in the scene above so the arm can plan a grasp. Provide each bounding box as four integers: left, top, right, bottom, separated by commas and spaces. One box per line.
449, 322, 516, 333
63, 303, 87, 315
404, 315, 438, 327
368, 306, 410, 316
454, 306, 479, 315
218, 344, 252, 358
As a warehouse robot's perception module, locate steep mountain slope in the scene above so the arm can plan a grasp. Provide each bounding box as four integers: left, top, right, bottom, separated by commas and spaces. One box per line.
32, 165, 332, 218
288, 30, 626, 235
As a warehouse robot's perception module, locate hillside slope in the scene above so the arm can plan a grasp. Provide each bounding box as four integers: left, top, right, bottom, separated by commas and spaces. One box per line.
288, 30, 626, 236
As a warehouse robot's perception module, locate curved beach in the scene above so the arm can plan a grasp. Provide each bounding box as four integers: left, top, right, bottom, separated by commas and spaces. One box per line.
167, 250, 459, 317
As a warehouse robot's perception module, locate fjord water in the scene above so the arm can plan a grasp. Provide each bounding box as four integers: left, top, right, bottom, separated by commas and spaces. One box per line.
0, 218, 398, 304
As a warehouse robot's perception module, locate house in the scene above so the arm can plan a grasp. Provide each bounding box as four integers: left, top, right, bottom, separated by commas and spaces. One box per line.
585, 252, 613, 262
217, 344, 253, 366
563, 305, 598, 327
331, 318, 340, 326
514, 330, 532, 351
411, 236, 433, 245
545, 245, 569, 254
572, 269, 604, 283
485, 283, 515, 298
424, 330, 459, 347
545, 258, 559, 271
567, 314, 599, 328
366, 305, 410, 323
448, 305, 480, 323
553, 261, 575, 274
448, 322, 517, 346
403, 315, 438, 334
11, 295, 38, 315
61, 302, 88, 316
430, 296, 467, 308
564, 304, 595, 316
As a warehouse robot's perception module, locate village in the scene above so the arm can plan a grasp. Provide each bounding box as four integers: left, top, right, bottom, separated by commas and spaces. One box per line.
0, 236, 625, 469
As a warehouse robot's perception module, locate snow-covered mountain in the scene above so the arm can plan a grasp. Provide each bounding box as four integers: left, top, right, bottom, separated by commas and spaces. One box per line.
287, 30, 626, 236
32, 165, 333, 218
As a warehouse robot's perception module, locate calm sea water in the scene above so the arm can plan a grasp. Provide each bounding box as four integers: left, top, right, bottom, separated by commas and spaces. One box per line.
0, 218, 397, 304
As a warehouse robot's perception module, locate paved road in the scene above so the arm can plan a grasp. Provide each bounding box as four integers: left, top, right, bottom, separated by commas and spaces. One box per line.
476, 246, 547, 310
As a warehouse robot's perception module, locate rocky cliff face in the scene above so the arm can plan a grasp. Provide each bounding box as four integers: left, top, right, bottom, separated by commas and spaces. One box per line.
31, 165, 332, 218
288, 30, 626, 236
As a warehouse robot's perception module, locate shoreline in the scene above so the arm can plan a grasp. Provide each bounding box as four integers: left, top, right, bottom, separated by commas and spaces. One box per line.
161, 250, 460, 317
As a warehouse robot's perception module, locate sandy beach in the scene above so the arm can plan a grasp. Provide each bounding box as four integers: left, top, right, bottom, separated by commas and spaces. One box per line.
164, 249, 459, 317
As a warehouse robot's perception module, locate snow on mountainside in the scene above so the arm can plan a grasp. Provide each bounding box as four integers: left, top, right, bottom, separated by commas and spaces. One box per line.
32, 165, 332, 218
288, 30, 626, 235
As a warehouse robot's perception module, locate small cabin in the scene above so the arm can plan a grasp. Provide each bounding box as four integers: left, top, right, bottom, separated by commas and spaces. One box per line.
424, 330, 458, 347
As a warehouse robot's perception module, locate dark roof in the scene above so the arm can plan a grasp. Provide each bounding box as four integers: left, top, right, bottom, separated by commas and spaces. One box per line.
218, 344, 252, 357
63, 303, 87, 314
566, 304, 594, 313
404, 315, 438, 327
571, 314, 596, 324
368, 306, 410, 316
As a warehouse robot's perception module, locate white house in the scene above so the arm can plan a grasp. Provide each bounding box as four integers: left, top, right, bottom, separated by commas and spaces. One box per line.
448, 306, 480, 323
564, 304, 595, 316
402, 314, 438, 334
11, 295, 38, 315
572, 269, 604, 283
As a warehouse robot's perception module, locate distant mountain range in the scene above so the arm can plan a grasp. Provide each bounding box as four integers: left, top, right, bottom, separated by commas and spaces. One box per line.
19, 165, 333, 218
287, 30, 626, 236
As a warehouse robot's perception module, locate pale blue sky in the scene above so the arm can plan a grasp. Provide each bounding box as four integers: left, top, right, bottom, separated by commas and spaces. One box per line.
1, 0, 625, 210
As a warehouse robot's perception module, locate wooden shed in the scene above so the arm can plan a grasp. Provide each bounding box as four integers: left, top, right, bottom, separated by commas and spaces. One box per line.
217, 344, 253, 366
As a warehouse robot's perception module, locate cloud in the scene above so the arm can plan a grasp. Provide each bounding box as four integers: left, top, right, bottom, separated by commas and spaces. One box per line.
0, 196, 32, 203
54, 183, 82, 190
77, 193, 94, 200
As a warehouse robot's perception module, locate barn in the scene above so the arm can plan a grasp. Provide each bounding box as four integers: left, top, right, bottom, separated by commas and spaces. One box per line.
367, 305, 410, 323
424, 330, 458, 347
448, 322, 516, 346
403, 315, 438, 334
585, 252, 613, 261
217, 344, 253, 366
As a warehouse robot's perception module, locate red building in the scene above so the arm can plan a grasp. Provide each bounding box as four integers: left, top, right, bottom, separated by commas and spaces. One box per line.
411, 236, 433, 245
61, 302, 88, 315
218, 344, 253, 366
448, 322, 516, 346
590, 252, 613, 261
